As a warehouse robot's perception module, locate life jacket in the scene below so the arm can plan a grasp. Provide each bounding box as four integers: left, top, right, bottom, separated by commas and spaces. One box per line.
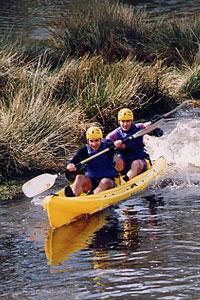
115, 124, 150, 161
85, 140, 115, 179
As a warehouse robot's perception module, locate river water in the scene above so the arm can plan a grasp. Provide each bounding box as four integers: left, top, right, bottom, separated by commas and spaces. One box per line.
0, 106, 200, 299
0, 0, 200, 40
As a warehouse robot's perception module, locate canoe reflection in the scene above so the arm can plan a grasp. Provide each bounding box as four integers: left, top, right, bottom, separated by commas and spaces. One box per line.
45, 210, 109, 265
45, 194, 164, 266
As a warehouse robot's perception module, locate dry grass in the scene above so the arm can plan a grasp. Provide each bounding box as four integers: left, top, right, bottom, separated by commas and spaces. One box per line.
0, 51, 179, 177
48, 0, 150, 61
0, 54, 86, 177
50, 55, 177, 127
142, 16, 200, 66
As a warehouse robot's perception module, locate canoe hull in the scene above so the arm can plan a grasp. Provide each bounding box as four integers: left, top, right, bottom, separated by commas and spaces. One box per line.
43, 156, 167, 229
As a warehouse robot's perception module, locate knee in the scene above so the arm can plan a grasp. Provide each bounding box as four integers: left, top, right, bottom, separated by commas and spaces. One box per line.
131, 160, 143, 171
75, 174, 85, 182
99, 178, 113, 189
131, 160, 140, 168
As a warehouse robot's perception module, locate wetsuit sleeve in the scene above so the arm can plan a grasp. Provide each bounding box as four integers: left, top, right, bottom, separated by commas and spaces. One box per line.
106, 130, 119, 142
69, 146, 89, 164
135, 123, 146, 129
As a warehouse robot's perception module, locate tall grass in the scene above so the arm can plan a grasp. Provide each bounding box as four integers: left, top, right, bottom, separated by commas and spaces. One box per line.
49, 0, 150, 61
0, 1, 199, 179
0, 50, 179, 178
50, 55, 176, 127
0, 53, 86, 177
179, 65, 200, 99
47, 1, 200, 67
144, 17, 200, 66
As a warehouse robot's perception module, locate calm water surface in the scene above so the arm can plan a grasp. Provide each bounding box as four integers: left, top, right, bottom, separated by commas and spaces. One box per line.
1, 108, 200, 299
0, 0, 200, 40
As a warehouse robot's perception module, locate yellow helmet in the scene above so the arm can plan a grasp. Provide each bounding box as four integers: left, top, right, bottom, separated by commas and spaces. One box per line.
118, 108, 134, 121
86, 126, 103, 140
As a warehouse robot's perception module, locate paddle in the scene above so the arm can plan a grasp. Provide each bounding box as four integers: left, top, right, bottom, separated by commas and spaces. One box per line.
22, 100, 188, 198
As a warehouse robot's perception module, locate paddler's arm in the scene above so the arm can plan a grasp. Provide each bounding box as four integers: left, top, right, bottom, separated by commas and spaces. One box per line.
66, 146, 88, 172
106, 133, 126, 150
113, 139, 126, 149
137, 119, 164, 137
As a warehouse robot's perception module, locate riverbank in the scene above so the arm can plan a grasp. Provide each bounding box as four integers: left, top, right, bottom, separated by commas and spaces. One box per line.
0, 1, 199, 195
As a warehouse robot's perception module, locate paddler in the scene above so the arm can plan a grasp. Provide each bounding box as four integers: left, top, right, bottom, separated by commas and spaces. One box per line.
106, 108, 162, 181
65, 126, 116, 196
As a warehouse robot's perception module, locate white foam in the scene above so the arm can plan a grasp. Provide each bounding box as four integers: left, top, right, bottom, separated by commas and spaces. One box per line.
144, 118, 200, 169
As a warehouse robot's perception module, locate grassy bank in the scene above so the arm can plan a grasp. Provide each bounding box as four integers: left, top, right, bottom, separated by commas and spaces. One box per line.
0, 0, 199, 182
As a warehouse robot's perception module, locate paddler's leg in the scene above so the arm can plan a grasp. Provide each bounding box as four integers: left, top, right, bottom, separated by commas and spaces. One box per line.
93, 178, 115, 194
72, 175, 92, 196
127, 159, 145, 180
124, 159, 151, 181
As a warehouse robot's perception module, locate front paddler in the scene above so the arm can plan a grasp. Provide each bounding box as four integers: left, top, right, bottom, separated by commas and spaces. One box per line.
65, 126, 116, 196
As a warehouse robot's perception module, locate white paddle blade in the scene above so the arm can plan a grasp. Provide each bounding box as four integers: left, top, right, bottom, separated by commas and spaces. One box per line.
22, 173, 58, 198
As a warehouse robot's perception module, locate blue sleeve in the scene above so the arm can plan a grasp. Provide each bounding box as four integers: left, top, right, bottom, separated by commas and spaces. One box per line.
69, 146, 89, 164
106, 129, 119, 141
104, 139, 116, 159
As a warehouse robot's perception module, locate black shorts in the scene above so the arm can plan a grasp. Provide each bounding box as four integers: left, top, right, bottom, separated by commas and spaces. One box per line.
90, 177, 115, 190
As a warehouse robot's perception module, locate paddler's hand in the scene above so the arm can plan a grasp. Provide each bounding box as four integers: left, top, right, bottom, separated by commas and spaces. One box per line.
66, 163, 77, 172
114, 140, 125, 149
144, 121, 151, 127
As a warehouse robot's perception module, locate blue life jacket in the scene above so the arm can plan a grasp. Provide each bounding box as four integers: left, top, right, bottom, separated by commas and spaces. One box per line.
85, 140, 115, 179
115, 124, 150, 161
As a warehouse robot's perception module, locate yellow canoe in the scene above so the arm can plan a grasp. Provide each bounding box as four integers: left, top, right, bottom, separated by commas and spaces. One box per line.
43, 156, 167, 229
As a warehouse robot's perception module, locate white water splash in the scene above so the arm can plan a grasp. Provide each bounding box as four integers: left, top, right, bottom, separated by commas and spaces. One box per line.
145, 119, 200, 169
31, 197, 44, 206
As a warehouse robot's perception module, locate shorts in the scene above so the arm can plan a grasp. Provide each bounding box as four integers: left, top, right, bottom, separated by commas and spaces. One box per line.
143, 158, 152, 171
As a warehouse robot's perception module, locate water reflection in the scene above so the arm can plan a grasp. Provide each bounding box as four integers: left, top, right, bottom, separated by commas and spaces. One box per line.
45, 209, 109, 265
45, 194, 164, 267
